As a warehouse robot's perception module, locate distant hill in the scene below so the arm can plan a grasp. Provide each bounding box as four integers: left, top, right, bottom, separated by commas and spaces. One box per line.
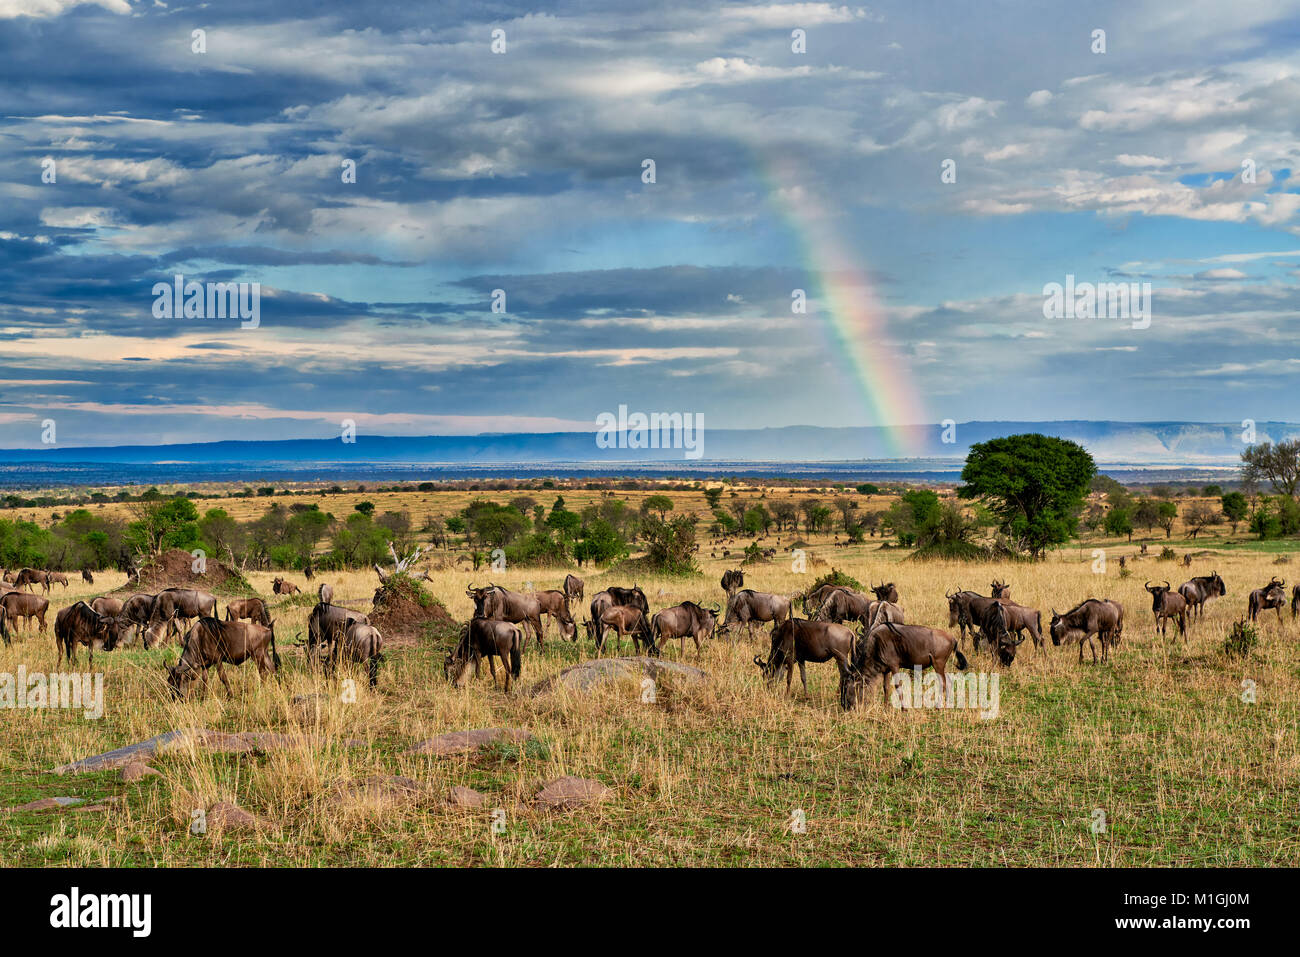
0, 421, 1292, 466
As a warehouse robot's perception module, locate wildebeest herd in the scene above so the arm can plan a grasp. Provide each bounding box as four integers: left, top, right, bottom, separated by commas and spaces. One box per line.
0, 563, 1290, 712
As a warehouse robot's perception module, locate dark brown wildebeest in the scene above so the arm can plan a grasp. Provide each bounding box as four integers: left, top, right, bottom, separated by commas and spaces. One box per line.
144, 587, 218, 647
536, 589, 577, 640
563, 573, 585, 606
752, 617, 856, 696
841, 619, 968, 710
166, 617, 280, 699
1247, 577, 1286, 624
304, 563, 314, 581
15, 568, 49, 593
801, 582, 847, 617
586, 586, 649, 649
55, 601, 128, 666
1144, 581, 1188, 640
651, 601, 719, 656
989, 580, 1010, 599
47, 571, 69, 589
1292, 584, 1300, 619
90, 596, 124, 618
272, 576, 301, 595
318, 620, 385, 687
945, 589, 985, 646
978, 601, 1025, 666
466, 584, 545, 647
586, 605, 653, 655
120, 593, 156, 646
1, 591, 49, 634
317, 582, 333, 604
1178, 571, 1226, 621
81, 569, 94, 585
871, 581, 900, 603
721, 569, 744, 598
444, 617, 522, 691
1049, 598, 1124, 664
813, 587, 871, 624
720, 589, 792, 641
225, 596, 271, 627
0, 607, 8, 646
307, 601, 369, 658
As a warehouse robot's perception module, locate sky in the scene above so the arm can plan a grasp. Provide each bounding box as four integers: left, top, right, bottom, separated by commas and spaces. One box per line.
1, 0, 1299, 449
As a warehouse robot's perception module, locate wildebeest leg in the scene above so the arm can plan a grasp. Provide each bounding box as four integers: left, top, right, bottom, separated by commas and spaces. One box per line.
798, 660, 808, 696
488, 654, 498, 688
215, 661, 234, 697
785, 661, 795, 696
500, 652, 510, 693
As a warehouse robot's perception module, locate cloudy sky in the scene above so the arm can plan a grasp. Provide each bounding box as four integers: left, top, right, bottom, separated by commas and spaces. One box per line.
1, 0, 1299, 449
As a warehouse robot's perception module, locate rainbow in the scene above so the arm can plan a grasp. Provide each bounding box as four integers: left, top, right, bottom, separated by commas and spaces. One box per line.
763, 158, 929, 457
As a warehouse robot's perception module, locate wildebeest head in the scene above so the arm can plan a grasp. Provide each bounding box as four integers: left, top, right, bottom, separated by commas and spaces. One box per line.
1207, 571, 1226, 597
871, 582, 899, 603
982, 602, 1022, 666
443, 627, 475, 688
990, 579, 1010, 599
1145, 580, 1172, 611
1049, 610, 1065, 646
752, 618, 795, 683
465, 584, 495, 616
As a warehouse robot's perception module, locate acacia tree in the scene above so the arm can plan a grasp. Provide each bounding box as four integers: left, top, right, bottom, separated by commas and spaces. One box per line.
1242, 440, 1300, 499
958, 434, 1096, 558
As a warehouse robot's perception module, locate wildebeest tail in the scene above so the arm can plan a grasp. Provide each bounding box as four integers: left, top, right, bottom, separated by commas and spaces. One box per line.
271, 629, 282, 671
953, 647, 968, 670
510, 639, 522, 678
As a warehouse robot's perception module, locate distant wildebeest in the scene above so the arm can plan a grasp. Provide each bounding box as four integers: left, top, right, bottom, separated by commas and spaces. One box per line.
144, 587, 218, 647
1, 591, 49, 634
47, 571, 69, 589
81, 569, 94, 585
55, 601, 128, 667
1050, 598, 1124, 664
1179, 571, 1226, 621
307, 601, 369, 658
445, 617, 523, 691
841, 619, 967, 710
225, 596, 272, 627
2, 569, 16, 584
303, 563, 314, 581
1247, 577, 1286, 624
871, 581, 900, 603
753, 617, 856, 696
466, 584, 544, 647
319, 620, 384, 687
90, 596, 124, 618
15, 568, 49, 593
585, 605, 653, 655
564, 573, 585, 606
651, 601, 719, 656
166, 617, 280, 699
721, 589, 792, 640
721, 569, 745, 598
989, 579, 1010, 599
272, 577, 301, 595
1145, 581, 1188, 640
979, 601, 1025, 666
536, 589, 577, 640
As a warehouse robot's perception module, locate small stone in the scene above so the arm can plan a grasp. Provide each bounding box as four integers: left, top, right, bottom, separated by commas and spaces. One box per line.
207, 800, 267, 831
6, 796, 85, 812
121, 761, 161, 782
445, 786, 486, 808
332, 775, 429, 807
406, 728, 534, 757
535, 776, 612, 811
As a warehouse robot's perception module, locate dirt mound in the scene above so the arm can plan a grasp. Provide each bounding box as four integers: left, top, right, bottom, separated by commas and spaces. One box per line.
114, 549, 253, 596
368, 573, 457, 647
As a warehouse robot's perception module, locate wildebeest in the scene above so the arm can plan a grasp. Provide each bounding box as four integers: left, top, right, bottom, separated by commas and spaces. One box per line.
564, 573, 585, 606
272, 576, 301, 595
466, 584, 544, 647
225, 596, 272, 627
841, 619, 968, 710
586, 586, 649, 649
81, 569, 94, 585
307, 601, 369, 658
318, 620, 385, 687
586, 606, 653, 655
989, 579, 1010, 599
166, 617, 280, 699
1144, 581, 1188, 640
979, 601, 1025, 666
1049, 598, 1124, 664
801, 582, 847, 616
1178, 571, 1226, 620
871, 581, 900, 603
47, 571, 69, 589
444, 617, 523, 692
1247, 577, 1286, 623
15, 568, 49, 593
1, 591, 50, 634
720, 589, 792, 640
90, 596, 124, 618
1292, 584, 1300, 619
752, 617, 856, 696
120, 593, 156, 646
55, 601, 128, 666
721, 569, 745, 598
2, 569, 15, 584
317, 582, 333, 604
946, 589, 1013, 649
650, 601, 719, 656
536, 588, 577, 640
144, 587, 218, 647
813, 587, 871, 624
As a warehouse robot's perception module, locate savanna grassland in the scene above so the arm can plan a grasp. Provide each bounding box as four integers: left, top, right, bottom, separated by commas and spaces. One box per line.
1, 483, 1297, 867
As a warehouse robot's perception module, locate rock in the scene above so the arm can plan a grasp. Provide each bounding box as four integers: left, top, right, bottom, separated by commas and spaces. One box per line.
53, 728, 367, 774
406, 727, 534, 757
5, 796, 85, 812
207, 801, 268, 831
331, 775, 429, 807
76, 804, 111, 813
535, 776, 612, 811
527, 657, 709, 697
445, 786, 487, 808
120, 761, 161, 783
51, 730, 194, 775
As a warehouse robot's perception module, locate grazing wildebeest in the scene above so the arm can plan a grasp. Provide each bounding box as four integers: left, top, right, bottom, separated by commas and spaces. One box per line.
989, 579, 1010, 599
81, 569, 94, 585
54, 601, 128, 666
536, 589, 577, 640
15, 568, 49, 593
721, 569, 745, 599
120, 593, 156, 646
979, 601, 1025, 666
587, 606, 654, 655
813, 587, 871, 624
605, 585, 650, 616
1179, 571, 1226, 621
1, 591, 50, 634
2, 569, 15, 584
1049, 599, 1124, 664
752, 617, 856, 696
317, 582, 333, 604
1144, 581, 1188, 640
841, 618, 968, 710
166, 617, 280, 699
225, 596, 271, 627
586, 586, 649, 649
871, 581, 900, 603
564, 573, 585, 606
47, 571, 69, 589
444, 617, 523, 691
307, 601, 369, 658
651, 601, 719, 656
801, 582, 847, 617
466, 584, 545, 647
144, 587, 218, 647
272, 576, 301, 595
1247, 577, 1286, 624
721, 589, 792, 641
947, 589, 1012, 649
319, 620, 385, 688
90, 596, 124, 618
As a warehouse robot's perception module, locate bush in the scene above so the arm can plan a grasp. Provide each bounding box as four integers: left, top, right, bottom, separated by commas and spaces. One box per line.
1223, 619, 1258, 659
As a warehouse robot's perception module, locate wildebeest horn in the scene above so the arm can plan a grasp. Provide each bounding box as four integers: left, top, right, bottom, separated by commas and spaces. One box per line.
1145, 580, 1157, 590
1160, 581, 1171, 590
752, 655, 765, 667
1014, 633, 1026, 645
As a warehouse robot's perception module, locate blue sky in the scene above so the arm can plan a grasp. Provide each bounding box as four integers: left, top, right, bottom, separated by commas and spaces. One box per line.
1, 0, 1299, 447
